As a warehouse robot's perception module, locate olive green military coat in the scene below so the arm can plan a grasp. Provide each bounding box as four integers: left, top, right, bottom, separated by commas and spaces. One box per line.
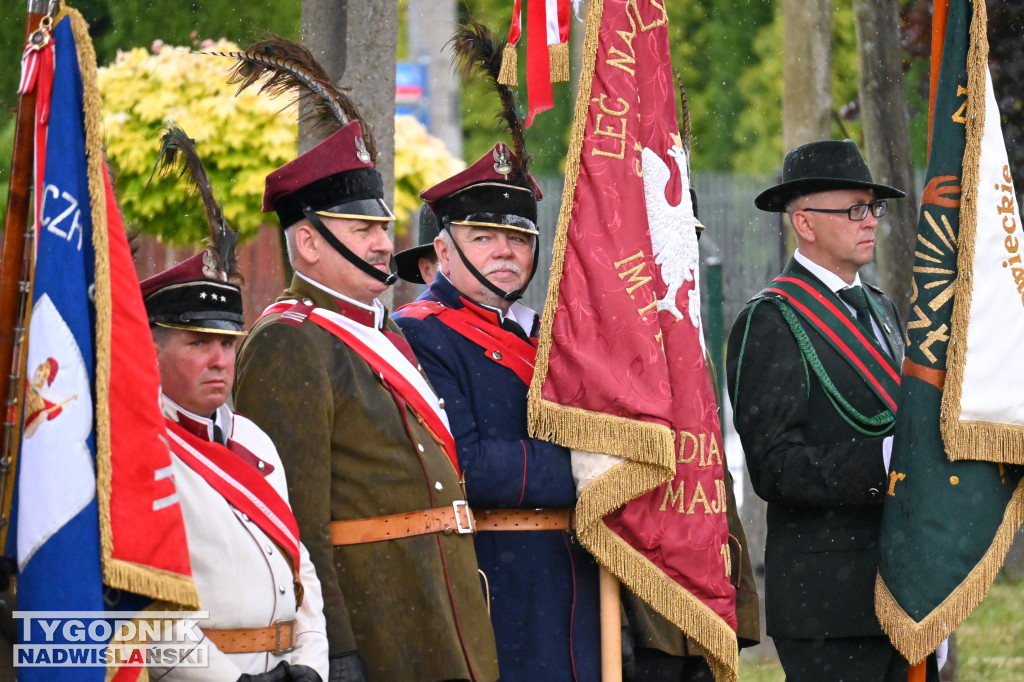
234, 275, 498, 682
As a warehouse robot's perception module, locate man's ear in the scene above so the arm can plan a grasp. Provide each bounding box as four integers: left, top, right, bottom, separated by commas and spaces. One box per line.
790, 210, 816, 244
292, 222, 320, 265
433, 234, 451, 275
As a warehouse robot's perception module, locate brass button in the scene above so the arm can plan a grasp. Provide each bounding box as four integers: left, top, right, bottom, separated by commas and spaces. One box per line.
417, 443, 425, 453
258, 461, 266, 471
868, 488, 880, 498
439, 398, 446, 409
493, 351, 503, 360
278, 584, 286, 594
435, 481, 443, 491
265, 544, 273, 555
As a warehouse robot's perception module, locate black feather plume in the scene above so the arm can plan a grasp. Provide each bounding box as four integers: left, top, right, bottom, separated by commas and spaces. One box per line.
675, 70, 692, 155
205, 36, 377, 162
155, 125, 241, 281
448, 21, 529, 177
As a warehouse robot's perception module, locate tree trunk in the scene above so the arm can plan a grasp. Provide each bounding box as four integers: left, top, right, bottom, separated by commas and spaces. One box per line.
406, 0, 461, 159
853, 0, 918, 319
781, 0, 832, 151
781, 0, 832, 254
300, 0, 398, 201
300, 0, 399, 304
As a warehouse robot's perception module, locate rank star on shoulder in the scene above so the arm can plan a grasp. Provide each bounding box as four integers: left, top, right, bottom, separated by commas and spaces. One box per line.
199, 291, 207, 299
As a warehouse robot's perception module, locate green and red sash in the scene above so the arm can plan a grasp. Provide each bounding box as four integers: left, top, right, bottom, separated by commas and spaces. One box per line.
764, 273, 901, 413
397, 299, 539, 387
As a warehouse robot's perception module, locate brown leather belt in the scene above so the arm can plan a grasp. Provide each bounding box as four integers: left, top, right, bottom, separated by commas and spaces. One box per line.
330, 500, 475, 545
204, 619, 295, 655
475, 508, 571, 531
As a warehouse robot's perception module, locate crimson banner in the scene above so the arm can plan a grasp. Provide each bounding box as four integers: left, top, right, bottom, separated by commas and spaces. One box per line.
528, 0, 737, 679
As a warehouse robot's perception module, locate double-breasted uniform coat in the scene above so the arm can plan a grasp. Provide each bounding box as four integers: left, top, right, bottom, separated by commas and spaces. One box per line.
726, 258, 903, 650
154, 396, 329, 681
233, 275, 499, 682
394, 275, 601, 682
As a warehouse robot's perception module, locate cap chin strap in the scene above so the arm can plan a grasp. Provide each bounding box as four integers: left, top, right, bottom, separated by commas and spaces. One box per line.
304, 209, 398, 286
442, 218, 539, 303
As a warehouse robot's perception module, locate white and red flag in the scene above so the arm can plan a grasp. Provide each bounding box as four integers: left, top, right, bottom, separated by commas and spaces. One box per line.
14, 10, 197, 680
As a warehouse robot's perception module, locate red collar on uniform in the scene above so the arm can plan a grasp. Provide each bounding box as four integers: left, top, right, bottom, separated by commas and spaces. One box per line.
164, 402, 274, 476
333, 297, 377, 328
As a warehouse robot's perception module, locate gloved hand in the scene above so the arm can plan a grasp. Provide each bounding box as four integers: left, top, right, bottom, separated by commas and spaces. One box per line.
287, 664, 323, 682
238, 661, 291, 682
621, 624, 637, 681
328, 651, 369, 682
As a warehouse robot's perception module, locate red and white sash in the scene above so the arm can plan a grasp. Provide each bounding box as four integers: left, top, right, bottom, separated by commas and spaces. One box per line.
397, 299, 539, 387
165, 420, 301, 572
261, 301, 458, 471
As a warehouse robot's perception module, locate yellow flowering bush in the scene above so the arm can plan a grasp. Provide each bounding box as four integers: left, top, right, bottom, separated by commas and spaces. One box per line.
393, 115, 465, 232
99, 39, 296, 245
100, 41, 463, 245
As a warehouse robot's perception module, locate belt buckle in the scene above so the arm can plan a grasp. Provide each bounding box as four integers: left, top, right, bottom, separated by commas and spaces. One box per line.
273, 619, 297, 656
452, 500, 475, 534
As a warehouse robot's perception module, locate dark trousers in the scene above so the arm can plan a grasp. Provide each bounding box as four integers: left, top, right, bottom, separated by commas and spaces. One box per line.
630, 648, 714, 681
774, 636, 939, 682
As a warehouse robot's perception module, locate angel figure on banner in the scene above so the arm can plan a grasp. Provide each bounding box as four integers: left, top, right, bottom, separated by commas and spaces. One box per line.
24, 357, 78, 440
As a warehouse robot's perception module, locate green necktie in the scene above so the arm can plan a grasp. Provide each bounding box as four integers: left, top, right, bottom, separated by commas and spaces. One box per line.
839, 285, 873, 330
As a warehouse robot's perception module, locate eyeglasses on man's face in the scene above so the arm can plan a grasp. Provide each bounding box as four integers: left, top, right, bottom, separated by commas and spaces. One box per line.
801, 200, 887, 221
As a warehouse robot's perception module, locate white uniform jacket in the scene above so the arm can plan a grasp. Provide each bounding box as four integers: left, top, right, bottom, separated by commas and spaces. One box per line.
151, 396, 329, 681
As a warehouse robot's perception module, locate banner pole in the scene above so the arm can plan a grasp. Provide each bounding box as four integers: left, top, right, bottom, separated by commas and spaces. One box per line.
600, 567, 622, 682
0, 0, 51, 553
908, 660, 927, 682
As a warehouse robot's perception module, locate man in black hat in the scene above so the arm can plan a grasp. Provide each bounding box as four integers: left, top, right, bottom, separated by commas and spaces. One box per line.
141, 251, 328, 682
232, 122, 498, 682
725, 139, 936, 680
394, 205, 441, 288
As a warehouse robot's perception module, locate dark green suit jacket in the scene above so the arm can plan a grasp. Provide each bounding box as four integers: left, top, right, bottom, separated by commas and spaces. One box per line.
234, 275, 498, 682
725, 258, 904, 640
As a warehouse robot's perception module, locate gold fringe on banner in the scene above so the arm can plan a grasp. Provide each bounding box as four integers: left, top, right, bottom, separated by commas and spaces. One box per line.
498, 43, 518, 86
574, 458, 739, 682
67, 5, 199, 609
938, 0, 1024, 463
548, 42, 570, 82
527, 0, 738, 679
875, 477, 1024, 663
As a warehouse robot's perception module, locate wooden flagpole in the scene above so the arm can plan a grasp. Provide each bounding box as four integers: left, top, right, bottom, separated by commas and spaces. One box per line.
0, 0, 51, 553
600, 567, 622, 682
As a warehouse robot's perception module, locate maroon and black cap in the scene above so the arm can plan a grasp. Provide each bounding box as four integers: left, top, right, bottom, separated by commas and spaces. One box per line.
141, 251, 245, 336
263, 121, 394, 229
421, 143, 542, 236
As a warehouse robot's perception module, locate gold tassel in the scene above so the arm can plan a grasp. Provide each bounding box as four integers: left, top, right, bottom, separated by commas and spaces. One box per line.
549, 42, 570, 82
498, 43, 518, 86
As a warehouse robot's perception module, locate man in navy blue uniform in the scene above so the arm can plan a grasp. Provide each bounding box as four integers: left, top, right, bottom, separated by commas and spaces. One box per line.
393, 142, 600, 682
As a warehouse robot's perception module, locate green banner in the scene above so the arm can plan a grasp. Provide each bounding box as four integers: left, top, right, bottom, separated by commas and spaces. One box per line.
875, 0, 1024, 664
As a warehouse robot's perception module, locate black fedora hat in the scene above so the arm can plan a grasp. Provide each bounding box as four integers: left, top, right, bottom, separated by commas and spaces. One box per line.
754, 139, 906, 212
395, 205, 441, 285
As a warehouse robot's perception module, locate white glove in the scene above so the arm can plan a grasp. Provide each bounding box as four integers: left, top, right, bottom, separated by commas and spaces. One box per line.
571, 450, 624, 496
936, 638, 949, 670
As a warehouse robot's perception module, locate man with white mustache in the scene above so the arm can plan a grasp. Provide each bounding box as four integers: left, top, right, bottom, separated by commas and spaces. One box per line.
393, 142, 602, 682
